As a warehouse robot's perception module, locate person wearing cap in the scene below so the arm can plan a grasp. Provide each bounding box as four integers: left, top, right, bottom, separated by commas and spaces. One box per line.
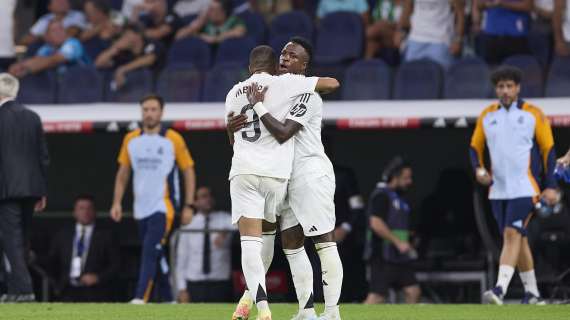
363, 156, 420, 304
0, 73, 49, 303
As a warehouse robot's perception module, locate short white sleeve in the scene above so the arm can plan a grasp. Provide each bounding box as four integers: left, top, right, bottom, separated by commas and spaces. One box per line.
278, 74, 319, 98
30, 15, 51, 36
286, 92, 319, 127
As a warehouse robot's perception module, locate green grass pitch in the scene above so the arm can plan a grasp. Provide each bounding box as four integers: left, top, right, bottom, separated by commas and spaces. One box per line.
0, 303, 568, 320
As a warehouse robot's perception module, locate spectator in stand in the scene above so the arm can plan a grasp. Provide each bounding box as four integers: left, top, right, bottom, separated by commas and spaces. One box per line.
80, 0, 124, 44
472, 0, 532, 65
174, 0, 211, 18
122, 0, 145, 21
45, 194, 120, 302
395, 0, 465, 69
95, 0, 182, 89
20, 0, 87, 47
316, 0, 369, 22
248, 0, 294, 22
365, 0, 404, 59
532, 0, 554, 35
553, 0, 570, 57
175, 0, 246, 44
176, 186, 235, 303
9, 20, 91, 78
0, 0, 17, 70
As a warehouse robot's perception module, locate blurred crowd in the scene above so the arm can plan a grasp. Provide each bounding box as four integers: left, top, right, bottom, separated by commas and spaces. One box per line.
2, 0, 569, 94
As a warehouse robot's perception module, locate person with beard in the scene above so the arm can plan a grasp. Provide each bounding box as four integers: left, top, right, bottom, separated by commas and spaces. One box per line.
470, 66, 558, 305
110, 94, 196, 304
363, 156, 420, 304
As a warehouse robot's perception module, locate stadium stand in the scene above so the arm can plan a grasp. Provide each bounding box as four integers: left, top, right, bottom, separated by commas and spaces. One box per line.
444, 57, 491, 99
157, 64, 202, 102
342, 59, 391, 100
202, 62, 246, 102
393, 59, 443, 100
214, 36, 256, 66
105, 68, 154, 103
57, 66, 105, 103
545, 57, 570, 97
314, 12, 364, 65
502, 55, 544, 98
167, 36, 212, 71
269, 11, 314, 53
18, 71, 58, 104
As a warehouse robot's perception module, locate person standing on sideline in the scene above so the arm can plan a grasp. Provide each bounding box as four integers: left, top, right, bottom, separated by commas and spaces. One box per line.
176, 186, 235, 303
110, 94, 196, 304
470, 66, 558, 305
0, 73, 49, 302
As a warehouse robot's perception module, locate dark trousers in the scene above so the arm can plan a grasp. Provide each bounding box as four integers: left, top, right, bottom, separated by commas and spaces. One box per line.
480, 34, 530, 66
0, 199, 35, 295
186, 280, 232, 302
60, 284, 110, 302
134, 212, 172, 302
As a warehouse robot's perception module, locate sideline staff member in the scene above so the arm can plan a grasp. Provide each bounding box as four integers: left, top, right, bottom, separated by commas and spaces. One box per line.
470, 66, 557, 305
0, 73, 49, 302
110, 94, 196, 304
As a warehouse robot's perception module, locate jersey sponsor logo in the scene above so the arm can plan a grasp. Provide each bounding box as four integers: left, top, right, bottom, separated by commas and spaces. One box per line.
290, 103, 307, 117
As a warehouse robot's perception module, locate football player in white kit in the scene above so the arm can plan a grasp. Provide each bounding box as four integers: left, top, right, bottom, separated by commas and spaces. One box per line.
225, 45, 339, 320
229, 37, 343, 320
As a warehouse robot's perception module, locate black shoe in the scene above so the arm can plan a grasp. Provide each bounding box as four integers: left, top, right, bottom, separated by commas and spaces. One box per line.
0, 294, 36, 303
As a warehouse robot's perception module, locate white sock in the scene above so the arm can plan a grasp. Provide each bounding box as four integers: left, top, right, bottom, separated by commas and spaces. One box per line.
284, 247, 316, 316
496, 265, 515, 295
315, 242, 343, 313
241, 236, 269, 310
519, 270, 540, 297
261, 231, 276, 273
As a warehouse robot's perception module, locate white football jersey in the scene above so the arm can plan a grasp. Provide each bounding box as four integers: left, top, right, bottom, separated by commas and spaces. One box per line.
286, 91, 334, 185
226, 72, 319, 180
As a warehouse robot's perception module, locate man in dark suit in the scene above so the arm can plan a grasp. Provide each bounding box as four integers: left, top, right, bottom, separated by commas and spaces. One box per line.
47, 194, 120, 302
0, 73, 49, 303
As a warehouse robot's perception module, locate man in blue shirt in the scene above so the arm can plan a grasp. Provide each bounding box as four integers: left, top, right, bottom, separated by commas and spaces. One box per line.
473, 0, 532, 65
8, 20, 90, 78
317, 0, 369, 21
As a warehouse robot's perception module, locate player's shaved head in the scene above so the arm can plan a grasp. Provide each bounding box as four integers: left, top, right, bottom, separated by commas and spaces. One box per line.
249, 45, 277, 75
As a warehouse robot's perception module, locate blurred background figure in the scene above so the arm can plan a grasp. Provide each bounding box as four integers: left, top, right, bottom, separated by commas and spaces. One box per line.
176, 186, 235, 303
364, 156, 420, 304
44, 194, 120, 302
9, 20, 91, 78
0, 73, 49, 303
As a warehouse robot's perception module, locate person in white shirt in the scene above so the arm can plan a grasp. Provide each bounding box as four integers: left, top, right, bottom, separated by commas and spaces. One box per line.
0, 0, 16, 70
394, 0, 465, 69
225, 45, 339, 320
175, 186, 236, 303
228, 37, 343, 320
20, 0, 87, 47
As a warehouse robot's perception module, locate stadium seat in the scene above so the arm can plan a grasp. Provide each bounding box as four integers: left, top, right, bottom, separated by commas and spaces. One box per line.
502, 55, 544, 98
167, 37, 212, 71
57, 66, 104, 103
269, 11, 314, 53
529, 32, 552, 67
82, 37, 111, 62
214, 37, 256, 66
393, 59, 443, 100
202, 63, 247, 102
545, 57, 570, 97
342, 59, 392, 100
18, 71, 57, 104
238, 11, 267, 45
157, 65, 202, 102
110, 0, 122, 10
106, 68, 154, 103
444, 57, 491, 99
314, 12, 364, 64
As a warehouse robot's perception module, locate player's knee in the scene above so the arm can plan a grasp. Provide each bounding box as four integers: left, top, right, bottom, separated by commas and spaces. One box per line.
503, 227, 522, 242
311, 231, 334, 244
262, 220, 277, 233
281, 225, 305, 249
